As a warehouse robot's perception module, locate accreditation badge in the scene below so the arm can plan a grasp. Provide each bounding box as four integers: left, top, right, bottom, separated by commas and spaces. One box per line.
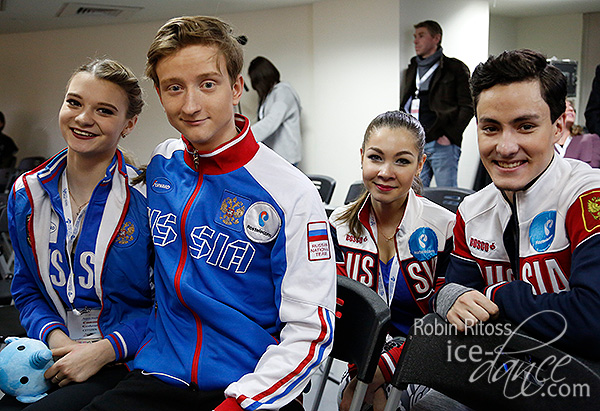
410, 97, 420, 119
66, 308, 102, 342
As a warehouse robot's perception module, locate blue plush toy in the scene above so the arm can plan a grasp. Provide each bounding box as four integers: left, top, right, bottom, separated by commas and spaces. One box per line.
0, 337, 54, 403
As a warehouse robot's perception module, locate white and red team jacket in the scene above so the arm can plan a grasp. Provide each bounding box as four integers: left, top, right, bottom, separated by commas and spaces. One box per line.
435, 155, 600, 359
329, 190, 455, 381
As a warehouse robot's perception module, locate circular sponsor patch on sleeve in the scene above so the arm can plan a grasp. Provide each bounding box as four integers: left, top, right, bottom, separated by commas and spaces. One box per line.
529, 210, 556, 252
243, 202, 281, 243
408, 227, 438, 261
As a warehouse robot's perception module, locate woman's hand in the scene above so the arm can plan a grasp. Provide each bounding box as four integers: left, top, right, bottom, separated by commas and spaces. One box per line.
46, 329, 78, 350
44, 339, 116, 387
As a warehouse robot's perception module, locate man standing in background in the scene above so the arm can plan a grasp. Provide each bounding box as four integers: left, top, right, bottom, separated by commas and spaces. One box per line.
400, 20, 473, 187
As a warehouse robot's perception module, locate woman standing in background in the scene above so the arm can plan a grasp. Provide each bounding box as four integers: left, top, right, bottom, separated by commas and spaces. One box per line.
555, 98, 600, 167
248, 56, 303, 166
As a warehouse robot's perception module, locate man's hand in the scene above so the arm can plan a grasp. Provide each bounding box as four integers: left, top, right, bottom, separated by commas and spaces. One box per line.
446, 290, 499, 331
436, 135, 452, 146
340, 367, 386, 411
44, 339, 116, 387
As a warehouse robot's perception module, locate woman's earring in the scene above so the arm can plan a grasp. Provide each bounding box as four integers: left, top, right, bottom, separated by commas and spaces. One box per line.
121, 133, 127, 139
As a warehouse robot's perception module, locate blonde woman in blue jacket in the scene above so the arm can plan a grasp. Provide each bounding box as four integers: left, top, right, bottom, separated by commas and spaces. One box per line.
1, 59, 153, 411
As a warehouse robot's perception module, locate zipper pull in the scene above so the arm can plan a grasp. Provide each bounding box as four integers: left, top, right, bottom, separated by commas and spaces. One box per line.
193, 150, 200, 170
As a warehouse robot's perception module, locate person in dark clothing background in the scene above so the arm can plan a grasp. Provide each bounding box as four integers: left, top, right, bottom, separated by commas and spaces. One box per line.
585, 63, 600, 136
0, 111, 18, 168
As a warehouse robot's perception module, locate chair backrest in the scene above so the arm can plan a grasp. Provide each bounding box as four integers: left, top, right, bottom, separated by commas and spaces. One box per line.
422, 187, 474, 213
0, 305, 26, 343
307, 174, 336, 205
0, 205, 14, 282
16, 156, 45, 172
332, 275, 391, 382
0, 168, 15, 193
389, 313, 600, 411
344, 181, 365, 205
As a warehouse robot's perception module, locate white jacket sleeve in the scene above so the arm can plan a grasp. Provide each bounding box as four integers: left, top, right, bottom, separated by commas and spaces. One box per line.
223, 169, 336, 410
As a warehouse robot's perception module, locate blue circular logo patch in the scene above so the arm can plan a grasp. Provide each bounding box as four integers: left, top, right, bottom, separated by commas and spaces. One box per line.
529, 211, 556, 252
409, 227, 438, 261
151, 177, 173, 193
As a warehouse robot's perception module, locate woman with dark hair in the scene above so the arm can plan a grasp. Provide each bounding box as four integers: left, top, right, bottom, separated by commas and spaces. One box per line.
329, 110, 455, 411
1, 58, 153, 411
555, 98, 600, 167
248, 56, 302, 166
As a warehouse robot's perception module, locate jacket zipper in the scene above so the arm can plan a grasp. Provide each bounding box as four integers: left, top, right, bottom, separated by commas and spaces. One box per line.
173, 153, 204, 385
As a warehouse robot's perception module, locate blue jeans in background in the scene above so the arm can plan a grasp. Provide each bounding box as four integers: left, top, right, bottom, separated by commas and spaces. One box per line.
420, 140, 461, 187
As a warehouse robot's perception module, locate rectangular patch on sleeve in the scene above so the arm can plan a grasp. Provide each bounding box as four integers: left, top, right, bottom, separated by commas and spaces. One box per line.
307, 221, 331, 261
579, 190, 600, 233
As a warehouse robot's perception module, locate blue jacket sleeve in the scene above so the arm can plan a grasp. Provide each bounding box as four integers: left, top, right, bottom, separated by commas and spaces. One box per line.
8, 187, 68, 343
105, 314, 151, 361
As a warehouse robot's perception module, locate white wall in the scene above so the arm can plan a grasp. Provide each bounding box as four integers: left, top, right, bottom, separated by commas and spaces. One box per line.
0, 0, 490, 209
490, 13, 586, 121
489, 15, 518, 56
516, 14, 583, 62
310, 0, 401, 206
0, 21, 168, 166
581, 12, 600, 127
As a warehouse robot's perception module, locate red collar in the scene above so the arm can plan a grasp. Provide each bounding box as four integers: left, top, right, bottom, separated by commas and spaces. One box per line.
182, 114, 259, 175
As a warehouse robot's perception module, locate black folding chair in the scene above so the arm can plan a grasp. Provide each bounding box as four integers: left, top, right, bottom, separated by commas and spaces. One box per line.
311, 275, 391, 411
0, 305, 25, 343
422, 187, 474, 214
383, 313, 600, 411
307, 174, 337, 205
344, 181, 365, 205
0, 205, 14, 286
0, 206, 25, 342
0, 168, 15, 194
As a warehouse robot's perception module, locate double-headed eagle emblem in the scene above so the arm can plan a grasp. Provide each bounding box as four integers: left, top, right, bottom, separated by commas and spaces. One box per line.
116, 221, 135, 245
587, 197, 600, 220
220, 197, 245, 225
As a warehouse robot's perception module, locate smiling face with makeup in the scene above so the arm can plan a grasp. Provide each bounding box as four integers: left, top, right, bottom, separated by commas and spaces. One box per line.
59, 71, 136, 163
361, 126, 425, 210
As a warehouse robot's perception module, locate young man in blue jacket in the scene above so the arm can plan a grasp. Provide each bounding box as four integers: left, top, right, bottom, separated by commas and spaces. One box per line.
84, 15, 336, 411
434, 49, 600, 360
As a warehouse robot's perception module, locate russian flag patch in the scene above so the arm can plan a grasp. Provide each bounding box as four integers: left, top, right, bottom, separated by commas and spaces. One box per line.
307, 221, 331, 261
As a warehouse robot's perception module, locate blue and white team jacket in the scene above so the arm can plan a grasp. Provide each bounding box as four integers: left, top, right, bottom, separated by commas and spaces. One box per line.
9, 149, 154, 363
437, 155, 600, 359
135, 115, 336, 410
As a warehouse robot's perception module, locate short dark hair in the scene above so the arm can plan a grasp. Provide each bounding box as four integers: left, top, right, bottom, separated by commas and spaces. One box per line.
470, 49, 567, 123
414, 20, 442, 46
0, 111, 4, 127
